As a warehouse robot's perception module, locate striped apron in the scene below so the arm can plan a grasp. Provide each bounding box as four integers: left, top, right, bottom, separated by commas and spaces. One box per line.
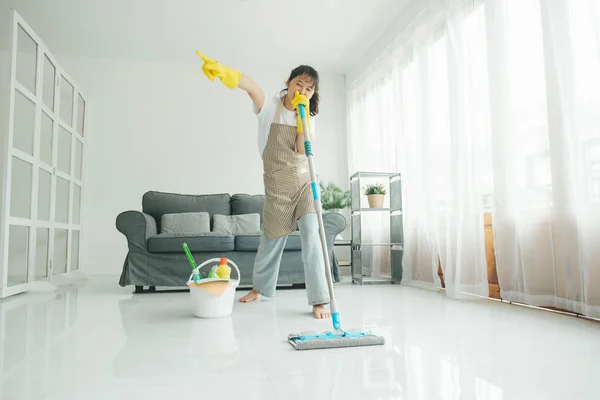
262, 99, 314, 240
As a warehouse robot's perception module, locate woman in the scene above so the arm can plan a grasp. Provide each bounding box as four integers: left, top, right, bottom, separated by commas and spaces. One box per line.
196, 50, 331, 319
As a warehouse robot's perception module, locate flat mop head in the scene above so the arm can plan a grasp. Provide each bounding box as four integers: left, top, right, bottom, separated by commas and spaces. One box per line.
288, 330, 385, 351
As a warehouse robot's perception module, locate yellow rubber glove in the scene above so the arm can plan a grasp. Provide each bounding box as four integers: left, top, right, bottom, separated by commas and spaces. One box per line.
196, 50, 241, 89
291, 91, 311, 134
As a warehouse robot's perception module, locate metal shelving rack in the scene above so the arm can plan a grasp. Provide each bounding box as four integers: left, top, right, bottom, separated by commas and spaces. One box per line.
350, 172, 403, 285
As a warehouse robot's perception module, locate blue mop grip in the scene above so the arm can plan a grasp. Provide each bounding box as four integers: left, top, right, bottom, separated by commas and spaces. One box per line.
304, 140, 312, 155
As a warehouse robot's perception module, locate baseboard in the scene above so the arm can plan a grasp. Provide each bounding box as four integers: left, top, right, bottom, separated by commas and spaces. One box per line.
132, 283, 307, 294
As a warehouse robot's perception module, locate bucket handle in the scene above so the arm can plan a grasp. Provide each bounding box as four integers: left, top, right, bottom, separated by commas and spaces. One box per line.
188, 258, 241, 282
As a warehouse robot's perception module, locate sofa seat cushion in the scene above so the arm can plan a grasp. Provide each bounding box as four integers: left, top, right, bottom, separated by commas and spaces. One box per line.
148, 232, 234, 253
235, 232, 302, 251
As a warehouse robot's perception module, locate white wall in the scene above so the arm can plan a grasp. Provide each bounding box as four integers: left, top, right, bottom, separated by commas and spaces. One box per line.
345, 0, 427, 84
58, 56, 348, 276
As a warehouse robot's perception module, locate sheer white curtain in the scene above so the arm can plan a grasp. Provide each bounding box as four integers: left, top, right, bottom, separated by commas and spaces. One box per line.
348, 1, 490, 298
347, 0, 600, 317
489, 0, 600, 316
347, 74, 401, 279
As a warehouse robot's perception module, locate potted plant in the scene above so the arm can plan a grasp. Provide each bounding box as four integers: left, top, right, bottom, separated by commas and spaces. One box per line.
364, 183, 387, 208
319, 182, 351, 213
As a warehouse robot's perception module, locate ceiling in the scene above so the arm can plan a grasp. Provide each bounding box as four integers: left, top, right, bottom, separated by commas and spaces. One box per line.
1, 0, 410, 73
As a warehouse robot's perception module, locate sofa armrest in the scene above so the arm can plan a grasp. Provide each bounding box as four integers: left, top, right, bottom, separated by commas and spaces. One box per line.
322, 212, 346, 248
116, 211, 158, 251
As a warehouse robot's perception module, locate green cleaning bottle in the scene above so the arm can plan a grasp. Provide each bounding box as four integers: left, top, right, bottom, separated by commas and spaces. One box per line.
208, 265, 219, 279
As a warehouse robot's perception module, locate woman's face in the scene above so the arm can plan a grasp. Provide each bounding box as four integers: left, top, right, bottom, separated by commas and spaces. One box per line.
286, 74, 316, 99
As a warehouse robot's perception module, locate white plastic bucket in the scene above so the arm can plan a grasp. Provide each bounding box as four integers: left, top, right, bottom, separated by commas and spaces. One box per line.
186, 258, 241, 318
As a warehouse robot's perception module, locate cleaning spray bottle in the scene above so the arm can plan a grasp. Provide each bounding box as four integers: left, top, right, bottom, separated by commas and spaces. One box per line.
216, 257, 231, 280
207, 265, 219, 279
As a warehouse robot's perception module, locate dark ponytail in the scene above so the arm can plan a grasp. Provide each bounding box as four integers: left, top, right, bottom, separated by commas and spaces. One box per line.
281, 65, 320, 116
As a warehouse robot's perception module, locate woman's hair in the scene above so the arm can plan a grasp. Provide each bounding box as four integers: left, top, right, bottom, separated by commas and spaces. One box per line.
281, 65, 320, 116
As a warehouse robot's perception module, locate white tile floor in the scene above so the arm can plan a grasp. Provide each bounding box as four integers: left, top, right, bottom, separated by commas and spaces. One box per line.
1, 276, 600, 400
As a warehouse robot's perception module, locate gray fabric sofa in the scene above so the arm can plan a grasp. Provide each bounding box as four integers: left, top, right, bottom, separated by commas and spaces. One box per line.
116, 191, 346, 292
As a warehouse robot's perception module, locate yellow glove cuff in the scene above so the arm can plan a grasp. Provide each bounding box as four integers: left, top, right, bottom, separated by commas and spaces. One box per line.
292, 91, 311, 134
220, 67, 241, 89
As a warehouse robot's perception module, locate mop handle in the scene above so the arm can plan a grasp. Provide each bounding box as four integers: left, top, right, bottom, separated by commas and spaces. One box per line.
298, 103, 341, 331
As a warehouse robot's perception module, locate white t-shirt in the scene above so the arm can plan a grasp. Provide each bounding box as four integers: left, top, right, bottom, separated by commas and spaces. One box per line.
254, 92, 316, 157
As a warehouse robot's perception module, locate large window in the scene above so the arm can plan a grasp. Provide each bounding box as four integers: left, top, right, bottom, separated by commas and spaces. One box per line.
348, 0, 600, 320
350, 0, 600, 210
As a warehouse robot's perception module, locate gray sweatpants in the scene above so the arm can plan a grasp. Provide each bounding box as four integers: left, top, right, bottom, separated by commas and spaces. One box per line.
252, 212, 330, 306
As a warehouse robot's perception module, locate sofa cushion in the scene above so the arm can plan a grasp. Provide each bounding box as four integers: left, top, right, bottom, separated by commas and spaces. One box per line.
235, 232, 302, 251
142, 191, 231, 232
231, 194, 265, 224
148, 232, 234, 253
160, 212, 210, 234
213, 213, 261, 235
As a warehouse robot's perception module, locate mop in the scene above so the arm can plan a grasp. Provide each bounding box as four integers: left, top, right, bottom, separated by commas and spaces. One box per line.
287, 97, 385, 351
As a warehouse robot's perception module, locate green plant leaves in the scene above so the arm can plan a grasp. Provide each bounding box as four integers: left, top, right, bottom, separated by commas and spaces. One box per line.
319, 182, 352, 210
363, 183, 387, 195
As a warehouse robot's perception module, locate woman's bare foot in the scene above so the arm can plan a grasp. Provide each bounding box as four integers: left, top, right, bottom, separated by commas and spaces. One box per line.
239, 290, 260, 303
312, 304, 331, 319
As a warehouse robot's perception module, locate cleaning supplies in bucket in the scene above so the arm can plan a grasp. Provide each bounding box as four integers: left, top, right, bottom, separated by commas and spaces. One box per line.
182, 243, 240, 318
207, 259, 230, 279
